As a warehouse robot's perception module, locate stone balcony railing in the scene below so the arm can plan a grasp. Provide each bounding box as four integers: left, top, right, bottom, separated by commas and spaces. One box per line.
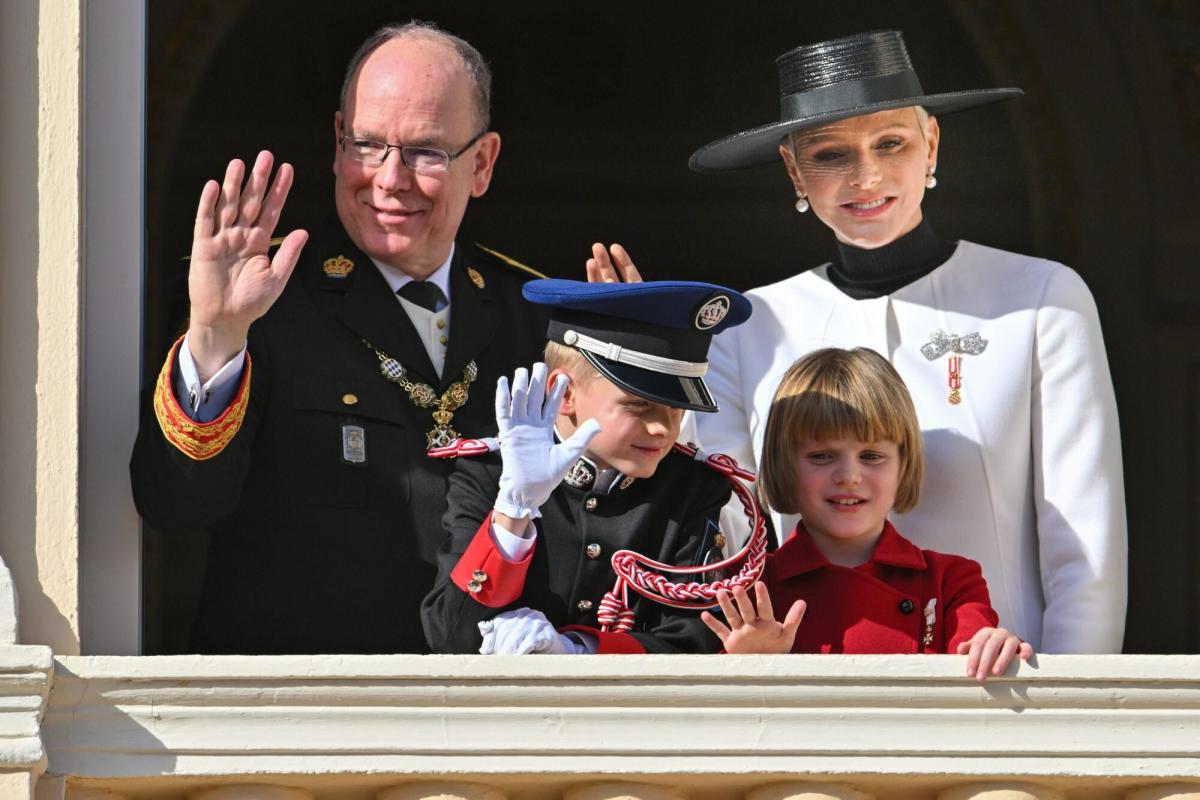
1, 652, 1197, 799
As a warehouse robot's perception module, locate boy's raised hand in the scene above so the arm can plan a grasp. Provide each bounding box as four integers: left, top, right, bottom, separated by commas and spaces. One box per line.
701, 581, 806, 654
494, 363, 601, 522
957, 627, 1033, 681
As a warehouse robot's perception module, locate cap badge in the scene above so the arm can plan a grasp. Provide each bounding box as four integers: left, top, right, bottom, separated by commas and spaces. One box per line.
468, 267, 486, 289
694, 294, 731, 330
323, 255, 354, 278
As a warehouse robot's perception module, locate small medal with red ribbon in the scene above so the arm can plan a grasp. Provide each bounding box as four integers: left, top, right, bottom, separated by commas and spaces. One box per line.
948, 356, 963, 405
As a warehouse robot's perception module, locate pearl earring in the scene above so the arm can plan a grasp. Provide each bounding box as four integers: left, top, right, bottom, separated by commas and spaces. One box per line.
925, 167, 937, 190
794, 192, 810, 213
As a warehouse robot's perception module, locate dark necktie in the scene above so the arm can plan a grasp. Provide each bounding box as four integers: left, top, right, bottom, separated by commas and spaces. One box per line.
397, 280, 448, 312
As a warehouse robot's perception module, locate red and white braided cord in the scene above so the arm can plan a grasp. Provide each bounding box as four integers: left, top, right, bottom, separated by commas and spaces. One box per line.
597, 444, 768, 633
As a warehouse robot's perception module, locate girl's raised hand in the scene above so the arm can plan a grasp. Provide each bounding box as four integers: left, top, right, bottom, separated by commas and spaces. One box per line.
701, 581, 806, 654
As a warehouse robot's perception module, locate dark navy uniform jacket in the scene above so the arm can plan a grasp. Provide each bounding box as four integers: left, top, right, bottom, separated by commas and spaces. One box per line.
131, 226, 548, 654
422, 448, 729, 654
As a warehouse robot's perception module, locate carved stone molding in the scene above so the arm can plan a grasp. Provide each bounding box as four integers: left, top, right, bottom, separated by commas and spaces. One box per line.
1127, 784, 1200, 800
190, 787, 313, 800
564, 783, 685, 800
37, 654, 1200, 796
378, 783, 507, 800
0, 645, 53, 776
747, 783, 874, 800
938, 783, 1066, 800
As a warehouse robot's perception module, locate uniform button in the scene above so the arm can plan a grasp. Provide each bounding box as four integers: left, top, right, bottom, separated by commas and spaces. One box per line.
585, 498, 598, 511
436, 319, 446, 329
586, 543, 601, 559
439, 335, 448, 345
472, 570, 488, 583
467, 581, 483, 594
577, 599, 594, 611
898, 599, 914, 614
341, 393, 358, 406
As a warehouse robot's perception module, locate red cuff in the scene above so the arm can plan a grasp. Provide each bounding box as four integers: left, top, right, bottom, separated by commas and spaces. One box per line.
560, 625, 646, 654
450, 511, 535, 608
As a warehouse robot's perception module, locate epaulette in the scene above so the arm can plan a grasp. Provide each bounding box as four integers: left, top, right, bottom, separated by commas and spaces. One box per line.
473, 244, 548, 279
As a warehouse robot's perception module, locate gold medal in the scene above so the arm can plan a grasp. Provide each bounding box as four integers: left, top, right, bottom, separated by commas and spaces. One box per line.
947, 356, 962, 405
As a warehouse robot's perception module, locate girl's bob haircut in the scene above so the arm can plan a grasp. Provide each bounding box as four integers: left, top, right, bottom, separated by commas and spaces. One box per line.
758, 347, 925, 514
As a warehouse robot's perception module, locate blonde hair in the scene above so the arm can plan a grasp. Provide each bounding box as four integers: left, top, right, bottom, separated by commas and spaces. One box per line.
544, 341, 599, 385
758, 348, 924, 514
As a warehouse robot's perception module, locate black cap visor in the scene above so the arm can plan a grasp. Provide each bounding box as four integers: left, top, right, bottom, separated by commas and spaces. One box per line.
580, 350, 718, 413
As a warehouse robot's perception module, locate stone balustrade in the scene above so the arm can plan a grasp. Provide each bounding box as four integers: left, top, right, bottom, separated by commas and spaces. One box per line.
0, 653, 1190, 799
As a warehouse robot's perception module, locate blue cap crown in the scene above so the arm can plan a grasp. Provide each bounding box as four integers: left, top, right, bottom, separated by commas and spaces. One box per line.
522, 279, 753, 412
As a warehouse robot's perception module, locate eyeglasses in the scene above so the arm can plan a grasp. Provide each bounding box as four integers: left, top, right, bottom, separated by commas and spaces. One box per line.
338, 130, 487, 175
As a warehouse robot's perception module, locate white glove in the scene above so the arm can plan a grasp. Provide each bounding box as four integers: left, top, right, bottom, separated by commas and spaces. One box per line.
494, 362, 601, 519
477, 607, 584, 655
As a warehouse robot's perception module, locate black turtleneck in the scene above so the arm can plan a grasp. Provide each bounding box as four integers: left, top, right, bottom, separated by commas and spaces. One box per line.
827, 220, 958, 300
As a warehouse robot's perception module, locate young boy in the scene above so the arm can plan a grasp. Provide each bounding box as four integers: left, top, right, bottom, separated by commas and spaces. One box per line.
421, 279, 752, 654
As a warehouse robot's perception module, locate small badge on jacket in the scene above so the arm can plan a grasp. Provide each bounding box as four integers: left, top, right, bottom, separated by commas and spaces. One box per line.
922, 598, 937, 647
341, 421, 367, 465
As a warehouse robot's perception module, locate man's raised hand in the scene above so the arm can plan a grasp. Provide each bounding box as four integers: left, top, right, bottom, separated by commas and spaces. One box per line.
188, 151, 308, 380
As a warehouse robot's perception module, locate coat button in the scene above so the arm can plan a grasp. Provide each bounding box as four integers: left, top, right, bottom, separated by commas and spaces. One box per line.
898, 599, 915, 614
586, 543, 601, 559
584, 498, 598, 511
341, 393, 358, 406
472, 570, 488, 583
467, 581, 483, 594
577, 599, 594, 611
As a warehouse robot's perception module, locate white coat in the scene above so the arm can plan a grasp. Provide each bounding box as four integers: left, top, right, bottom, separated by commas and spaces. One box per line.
697, 241, 1127, 653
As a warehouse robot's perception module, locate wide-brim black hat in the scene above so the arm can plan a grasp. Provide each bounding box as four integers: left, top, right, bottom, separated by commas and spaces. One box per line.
689, 30, 1022, 172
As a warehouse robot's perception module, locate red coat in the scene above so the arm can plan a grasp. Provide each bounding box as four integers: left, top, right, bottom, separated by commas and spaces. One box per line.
764, 521, 999, 654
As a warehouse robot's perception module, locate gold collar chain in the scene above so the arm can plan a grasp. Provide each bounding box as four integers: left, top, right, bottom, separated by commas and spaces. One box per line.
364, 340, 478, 450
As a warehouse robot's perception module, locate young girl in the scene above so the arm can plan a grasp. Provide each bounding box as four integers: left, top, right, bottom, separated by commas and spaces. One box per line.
701, 348, 1032, 680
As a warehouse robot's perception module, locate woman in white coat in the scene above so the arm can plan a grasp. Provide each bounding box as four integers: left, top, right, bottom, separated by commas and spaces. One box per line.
684, 30, 1127, 653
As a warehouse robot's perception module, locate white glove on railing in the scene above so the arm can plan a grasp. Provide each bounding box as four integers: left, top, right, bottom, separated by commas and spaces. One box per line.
494, 362, 600, 519
478, 607, 585, 655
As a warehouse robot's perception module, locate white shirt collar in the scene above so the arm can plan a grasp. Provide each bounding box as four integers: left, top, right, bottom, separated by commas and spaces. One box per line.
370, 242, 456, 304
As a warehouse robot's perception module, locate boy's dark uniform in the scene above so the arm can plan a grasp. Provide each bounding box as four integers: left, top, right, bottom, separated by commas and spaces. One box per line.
421, 278, 755, 655
130, 225, 548, 654
423, 448, 729, 654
